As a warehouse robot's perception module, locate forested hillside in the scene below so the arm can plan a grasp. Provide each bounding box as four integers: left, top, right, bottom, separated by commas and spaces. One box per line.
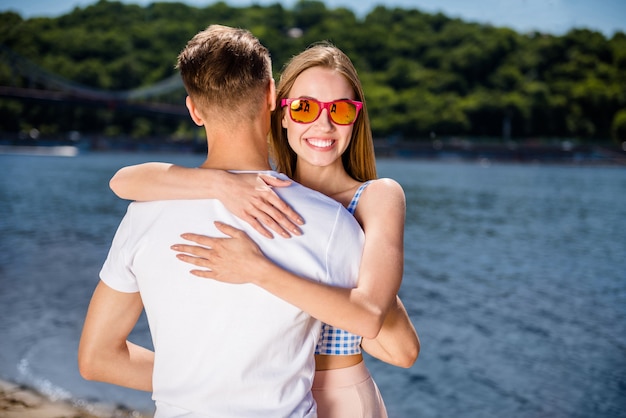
1, 0, 625, 144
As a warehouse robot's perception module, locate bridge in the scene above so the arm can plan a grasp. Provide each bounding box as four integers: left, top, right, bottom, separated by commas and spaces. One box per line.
0, 45, 187, 117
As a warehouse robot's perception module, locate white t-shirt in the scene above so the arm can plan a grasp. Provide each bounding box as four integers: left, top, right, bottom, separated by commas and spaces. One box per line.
99, 171, 364, 418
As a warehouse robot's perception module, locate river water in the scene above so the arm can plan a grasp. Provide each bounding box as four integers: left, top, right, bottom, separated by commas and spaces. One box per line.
0, 152, 624, 417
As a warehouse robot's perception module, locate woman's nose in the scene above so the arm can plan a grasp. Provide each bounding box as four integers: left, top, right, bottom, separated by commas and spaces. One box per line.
315, 108, 334, 130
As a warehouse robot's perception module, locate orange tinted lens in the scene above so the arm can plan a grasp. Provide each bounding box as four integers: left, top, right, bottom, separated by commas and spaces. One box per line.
289, 99, 320, 123
329, 101, 357, 125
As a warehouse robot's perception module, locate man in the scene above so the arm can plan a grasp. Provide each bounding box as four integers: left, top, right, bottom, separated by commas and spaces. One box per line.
78, 25, 364, 417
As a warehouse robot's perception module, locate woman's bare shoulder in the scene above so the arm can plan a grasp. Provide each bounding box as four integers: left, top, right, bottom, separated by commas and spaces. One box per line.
356, 178, 406, 222
365, 178, 405, 201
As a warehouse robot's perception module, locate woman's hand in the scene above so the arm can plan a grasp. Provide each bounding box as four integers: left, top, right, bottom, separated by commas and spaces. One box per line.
221, 173, 304, 239
110, 163, 304, 239
171, 222, 272, 284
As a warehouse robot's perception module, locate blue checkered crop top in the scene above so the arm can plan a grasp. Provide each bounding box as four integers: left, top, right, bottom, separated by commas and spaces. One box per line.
315, 180, 373, 356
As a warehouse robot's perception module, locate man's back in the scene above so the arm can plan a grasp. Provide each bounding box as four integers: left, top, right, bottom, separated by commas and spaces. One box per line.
100, 172, 364, 417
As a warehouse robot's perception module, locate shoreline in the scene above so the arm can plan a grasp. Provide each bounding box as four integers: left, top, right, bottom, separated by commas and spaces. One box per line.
1, 139, 624, 166
0, 379, 151, 418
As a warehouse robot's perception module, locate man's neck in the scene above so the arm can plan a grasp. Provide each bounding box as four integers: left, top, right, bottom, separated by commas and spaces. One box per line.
200, 128, 272, 172
201, 155, 271, 172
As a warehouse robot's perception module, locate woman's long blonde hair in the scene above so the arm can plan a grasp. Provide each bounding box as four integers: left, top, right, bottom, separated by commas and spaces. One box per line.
270, 43, 377, 181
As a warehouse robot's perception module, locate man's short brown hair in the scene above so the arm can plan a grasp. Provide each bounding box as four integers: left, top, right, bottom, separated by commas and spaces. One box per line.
177, 25, 272, 124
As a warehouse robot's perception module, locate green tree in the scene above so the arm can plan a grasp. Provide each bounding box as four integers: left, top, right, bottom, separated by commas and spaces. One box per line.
1, 1, 624, 143
611, 109, 626, 143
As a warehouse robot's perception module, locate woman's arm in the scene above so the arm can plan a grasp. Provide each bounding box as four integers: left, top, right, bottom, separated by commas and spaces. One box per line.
110, 162, 303, 239
172, 179, 417, 345
361, 296, 419, 368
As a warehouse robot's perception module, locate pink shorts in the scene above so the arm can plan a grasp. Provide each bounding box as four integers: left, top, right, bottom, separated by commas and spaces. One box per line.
312, 361, 388, 418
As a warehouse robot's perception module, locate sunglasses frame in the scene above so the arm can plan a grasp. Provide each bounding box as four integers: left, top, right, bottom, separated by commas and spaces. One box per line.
281, 98, 363, 126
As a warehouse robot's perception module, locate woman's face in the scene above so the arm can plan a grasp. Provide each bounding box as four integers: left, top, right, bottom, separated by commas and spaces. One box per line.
282, 67, 355, 170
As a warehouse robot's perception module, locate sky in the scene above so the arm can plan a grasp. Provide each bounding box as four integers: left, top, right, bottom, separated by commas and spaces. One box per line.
1, 0, 625, 37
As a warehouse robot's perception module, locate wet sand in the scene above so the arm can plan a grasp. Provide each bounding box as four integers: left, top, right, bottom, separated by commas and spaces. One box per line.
0, 379, 150, 418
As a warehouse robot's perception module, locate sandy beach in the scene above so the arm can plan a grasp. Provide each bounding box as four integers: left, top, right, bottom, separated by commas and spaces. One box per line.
0, 379, 150, 418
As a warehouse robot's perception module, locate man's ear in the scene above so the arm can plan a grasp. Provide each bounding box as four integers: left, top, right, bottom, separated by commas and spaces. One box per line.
186, 96, 204, 126
268, 79, 277, 112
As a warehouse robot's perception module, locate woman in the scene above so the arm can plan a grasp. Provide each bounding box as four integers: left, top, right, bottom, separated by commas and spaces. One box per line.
110, 43, 419, 417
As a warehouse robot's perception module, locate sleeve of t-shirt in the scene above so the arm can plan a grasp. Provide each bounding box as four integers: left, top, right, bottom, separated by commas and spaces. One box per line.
325, 206, 365, 289
99, 204, 139, 293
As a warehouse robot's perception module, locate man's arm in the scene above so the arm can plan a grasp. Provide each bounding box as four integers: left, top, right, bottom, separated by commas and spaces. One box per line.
78, 280, 154, 391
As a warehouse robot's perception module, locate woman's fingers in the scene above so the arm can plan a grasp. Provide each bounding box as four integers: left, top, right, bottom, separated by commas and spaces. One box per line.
172, 224, 263, 285
234, 192, 297, 239
241, 213, 275, 239
257, 173, 292, 188
178, 232, 215, 245
175, 252, 211, 269
213, 221, 243, 236
259, 189, 304, 226
171, 242, 211, 258
255, 174, 304, 235
221, 173, 304, 239
189, 269, 215, 278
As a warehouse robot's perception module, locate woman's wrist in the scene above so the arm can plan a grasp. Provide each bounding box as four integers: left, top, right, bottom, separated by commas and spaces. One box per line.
252, 257, 278, 287
204, 169, 227, 198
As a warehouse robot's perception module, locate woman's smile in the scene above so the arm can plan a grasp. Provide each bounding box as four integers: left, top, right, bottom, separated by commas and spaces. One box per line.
306, 137, 336, 150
